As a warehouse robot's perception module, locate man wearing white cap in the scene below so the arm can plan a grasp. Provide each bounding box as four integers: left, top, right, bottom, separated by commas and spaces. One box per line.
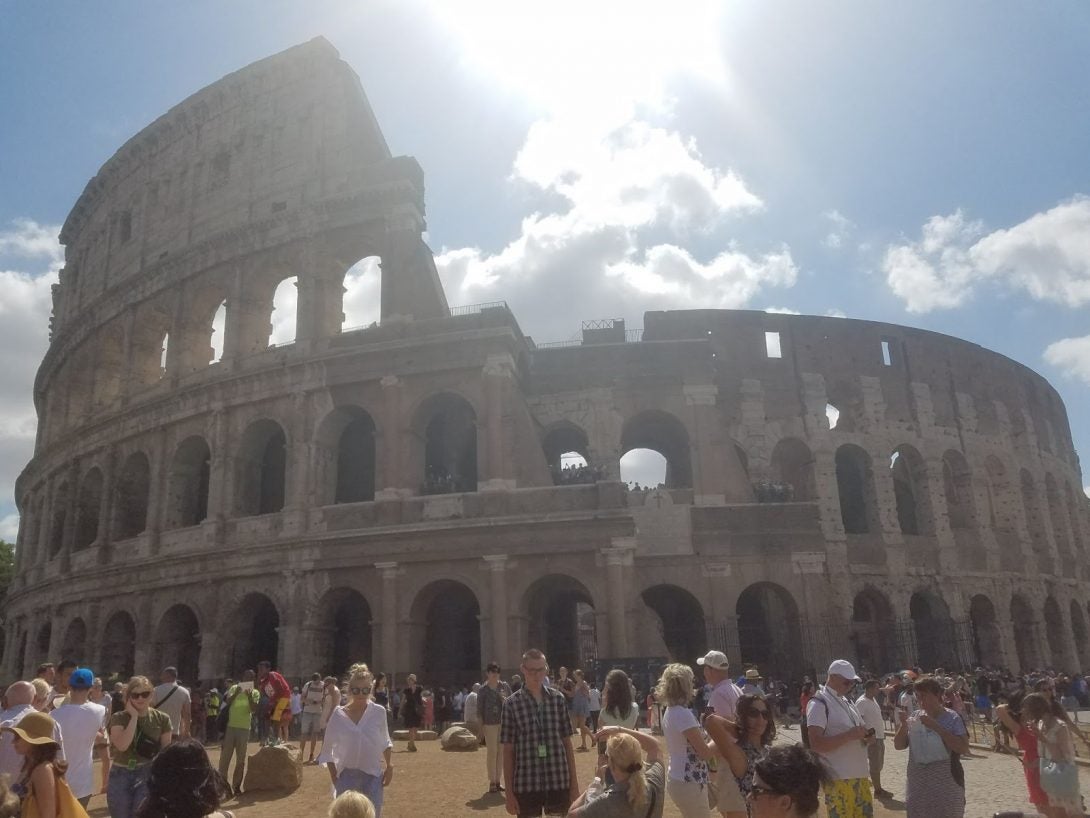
805, 659, 874, 818
697, 650, 747, 817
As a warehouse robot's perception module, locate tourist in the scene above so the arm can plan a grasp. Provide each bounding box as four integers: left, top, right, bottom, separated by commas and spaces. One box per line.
205, 687, 221, 744
892, 676, 968, 818
322, 676, 341, 737
570, 670, 593, 751
698, 649, 746, 817
805, 660, 874, 818
34, 663, 56, 701
587, 681, 602, 732
500, 648, 580, 816
1023, 692, 1082, 818
658, 662, 715, 818
745, 744, 829, 818
995, 691, 1049, 816
568, 725, 664, 817
152, 666, 192, 740
2, 711, 77, 818
742, 670, 763, 697
478, 661, 510, 793
0, 681, 60, 783
135, 737, 234, 818
318, 663, 393, 818
49, 659, 78, 710
435, 686, 452, 733
328, 790, 376, 818
30, 678, 52, 712
218, 670, 260, 797
256, 660, 292, 746
400, 674, 423, 752
373, 673, 390, 710
597, 669, 640, 765
301, 672, 326, 763
706, 694, 776, 815
511, 674, 523, 693
423, 688, 435, 732
51, 667, 108, 808
798, 681, 814, 748
190, 683, 207, 743
454, 686, 467, 722
290, 685, 303, 739
854, 679, 890, 799
107, 675, 173, 818
463, 683, 481, 740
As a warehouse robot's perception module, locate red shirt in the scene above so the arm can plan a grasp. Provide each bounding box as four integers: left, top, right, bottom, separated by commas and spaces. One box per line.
260, 670, 291, 704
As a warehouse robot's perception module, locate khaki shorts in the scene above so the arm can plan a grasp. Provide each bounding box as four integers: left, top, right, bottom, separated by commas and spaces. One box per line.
713, 766, 746, 812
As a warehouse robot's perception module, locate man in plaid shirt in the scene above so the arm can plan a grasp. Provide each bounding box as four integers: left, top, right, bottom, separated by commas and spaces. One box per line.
501, 648, 579, 816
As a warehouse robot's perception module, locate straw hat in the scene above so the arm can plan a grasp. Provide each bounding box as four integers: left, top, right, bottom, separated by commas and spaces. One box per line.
1, 711, 58, 745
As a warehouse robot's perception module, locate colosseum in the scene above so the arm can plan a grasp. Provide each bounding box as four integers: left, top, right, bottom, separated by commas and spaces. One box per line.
4, 38, 1089, 689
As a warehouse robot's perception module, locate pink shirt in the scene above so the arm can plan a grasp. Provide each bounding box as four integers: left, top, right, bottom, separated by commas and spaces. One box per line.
708, 678, 742, 719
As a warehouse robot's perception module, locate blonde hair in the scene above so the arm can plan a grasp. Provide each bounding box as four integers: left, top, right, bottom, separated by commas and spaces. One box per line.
606, 733, 647, 809
654, 663, 694, 707
348, 663, 373, 682
327, 790, 376, 818
30, 678, 50, 705
126, 675, 154, 697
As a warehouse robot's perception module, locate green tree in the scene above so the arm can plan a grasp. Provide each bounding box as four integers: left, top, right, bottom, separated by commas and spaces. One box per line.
0, 539, 13, 601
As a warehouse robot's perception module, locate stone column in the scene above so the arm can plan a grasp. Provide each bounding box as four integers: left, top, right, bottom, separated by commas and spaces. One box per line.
376, 377, 410, 498
59, 462, 80, 574
146, 430, 168, 554
376, 562, 402, 681
203, 410, 229, 546
36, 476, 55, 568
483, 555, 510, 667
296, 247, 344, 346
481, 355, 517, 491
601, 540, 634, 656
97, 449, 117, 566
379, 206, 449, 323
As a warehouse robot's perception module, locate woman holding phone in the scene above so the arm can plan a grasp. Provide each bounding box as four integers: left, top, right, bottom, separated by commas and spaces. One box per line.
107, 676, 173, 818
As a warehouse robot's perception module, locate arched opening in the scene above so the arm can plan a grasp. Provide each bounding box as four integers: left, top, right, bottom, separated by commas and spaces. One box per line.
1044, 474, 1071, 556
316, 588, 373, 678
942, 450, 975, 530
620, 411, 692, 489
543, 424, 597, 485
1020, 470, 1049, 556
315, 407, 376, 505
620, 449, 667, 490
341, 257, 382, 332
268, 277, 298, 346
49, 481, 71, 557
825, 379, 863, 432
210, 301, 227, 363
1065, 483, 1086, 555
835, 444, 877, 534
969, 595, 1003, 668
416, 393, 477, 494
225, 593, 280, 676
113, 452, 151, 539
60, 619, 86, 664
92, 326, 125, 410
850, 589, 896, 673
74, 469, 104, 550
411, 580, 481, 688
101, 611, 136, 679
891, 446, 932, 536
524, 575, 597, 671
909, 591, 957, 670
769, 438, 815, 501
165, 436, 211, 529
641, 585, 707, 662
1010, 595, 1041, 671
1043, 596, 1068, 669
33, 623, 50, 661
153, 604, 201, 684
235, 419, 287, 516
130, 300, 173, 388
1070, 600, 1090, 669
825, 403, 841, 430
736, 583, 803, 679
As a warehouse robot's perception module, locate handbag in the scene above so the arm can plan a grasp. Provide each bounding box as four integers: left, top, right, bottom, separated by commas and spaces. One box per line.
22, 772, 90, 818
1040, 757, 1080, 800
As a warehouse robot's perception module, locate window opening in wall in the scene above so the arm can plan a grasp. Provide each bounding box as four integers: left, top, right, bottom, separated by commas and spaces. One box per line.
268, 277, 298, 346
620, 448, 667, 490
825, 403, 841, 430
881, 340, 893, 366
159, 333, 169, 376
342, 257, 382, 332
765, 331, 782, 359
118, 211, 132, 244
210, 301, 227, 363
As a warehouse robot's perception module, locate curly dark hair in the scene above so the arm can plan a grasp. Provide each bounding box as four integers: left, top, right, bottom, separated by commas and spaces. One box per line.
736, 693, 776, 746
135, 739, 227, 818
752, 744, 829, 817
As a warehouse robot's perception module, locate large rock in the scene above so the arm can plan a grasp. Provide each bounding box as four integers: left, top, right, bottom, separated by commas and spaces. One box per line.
440, 726, 480, 751
242, 744, 303, 792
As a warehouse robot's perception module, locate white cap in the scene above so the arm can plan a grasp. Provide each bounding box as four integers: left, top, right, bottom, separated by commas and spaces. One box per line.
827, 659, 860, 681
696, 650, 729, 670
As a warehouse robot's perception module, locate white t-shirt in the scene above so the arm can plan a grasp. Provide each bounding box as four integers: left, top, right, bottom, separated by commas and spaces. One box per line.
463, 692, 479, 723
51, 701, 106, 799
662, 705, 701, 782
302, 681, 325, 715
805, 687, 869, 780
854, 695, 885, 735
588, 688, 602, 711
152, 683, 191, 733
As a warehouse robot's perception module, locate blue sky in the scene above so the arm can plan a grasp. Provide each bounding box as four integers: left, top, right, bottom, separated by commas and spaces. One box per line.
2, 0, 1090, 534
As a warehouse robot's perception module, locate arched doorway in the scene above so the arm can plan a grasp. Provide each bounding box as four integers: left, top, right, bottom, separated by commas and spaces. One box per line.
969, 595, 1003, 668
1010, 594, 1041, 671
735, 583, 803, 679
620, 411, 692, 489
524, 575, 597, 672
415, 394, 478, 494
641, 585, 707, 662
235, 420, 287, 516
153, 605, 202, 684
113, 452, 151, 539
835, 445, 876, 534
908, 591, 957, 670
316, 588, 373, 678
60, 619, 87, 663
74, 469, 103, 550
166, 436, 211, 529
101, 611, 136, 679
850, 589, 896, 673
769, 438, 815, 501
225, 593, 280, 676
543, 423, 595, 485
411, 580, 481, 687
315, 407, 377, 505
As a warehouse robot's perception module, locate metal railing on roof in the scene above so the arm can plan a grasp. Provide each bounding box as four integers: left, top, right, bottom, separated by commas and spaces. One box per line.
448, 301, 508, 316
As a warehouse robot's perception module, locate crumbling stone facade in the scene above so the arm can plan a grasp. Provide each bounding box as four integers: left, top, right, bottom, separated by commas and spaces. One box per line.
5, 39, 1089, 686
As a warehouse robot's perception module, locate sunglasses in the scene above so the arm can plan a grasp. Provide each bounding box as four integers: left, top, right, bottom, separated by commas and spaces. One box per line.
747, 784, 781, 799
130, 691, 152, 699
350, 687, 372, 696
748, 709, 770, 718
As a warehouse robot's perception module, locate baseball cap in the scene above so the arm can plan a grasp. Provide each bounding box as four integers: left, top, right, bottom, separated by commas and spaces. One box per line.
69, 668, 94, 689
827, 659, 860, 681
696, 650, 729, 670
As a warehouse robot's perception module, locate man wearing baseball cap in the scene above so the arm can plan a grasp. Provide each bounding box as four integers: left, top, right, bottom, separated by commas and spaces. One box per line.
697, 650, 747, 817
805, 659, 874, 818
52, 667, 108, 807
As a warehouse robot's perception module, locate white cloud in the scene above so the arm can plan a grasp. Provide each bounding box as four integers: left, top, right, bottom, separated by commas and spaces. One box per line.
764, 306, 801, 315
822, 209, 854, 249
1044, 335, 1090, 385
1085, 485, 1090, 499
884, 198, 1090, 312
824, 308, 848, 318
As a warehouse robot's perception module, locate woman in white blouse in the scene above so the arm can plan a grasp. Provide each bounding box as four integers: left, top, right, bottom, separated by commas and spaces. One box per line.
318, 664, 393, 817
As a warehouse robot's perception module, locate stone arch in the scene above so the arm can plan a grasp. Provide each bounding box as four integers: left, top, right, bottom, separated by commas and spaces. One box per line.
542, 422, 595, 485
942, 450, 975, 530
101, 610, 136, 679
1070, 600, 1090, 669
73, 468, 104, 550
891, 445, 933, 536
235, 419, 287, 516
736, 582, 803, 679
165, 436, 211, 529
969, 595, 1003, 668
34, 622, 51, 668
60, 618, 87, 663
92, 324, 125, 410
152, 604, 202, 684
314, 587, 373, 678
268, 276, 299, 346
640, 585, 707, 663
223, 593, 281, 675
850, 587, 896, 673
620, 410, 692, 489
769, 437, 815, 501
1019, 470, 1049, 556
409, 580, 481, 687
1043, 596, 1068, 669
908, 590, 957, 669
835, 444, 878, 534
314, 406, 377, 505
412, 392, 478, 494
341, 255, 382, 332
131, 299, 173, 387
48, 480, 71, 557
1044, 474, 1071, 556
523, 574, 598, 672
175, 282, 230, 373
1010, 594, 1041, 671
113, 452, 151, 539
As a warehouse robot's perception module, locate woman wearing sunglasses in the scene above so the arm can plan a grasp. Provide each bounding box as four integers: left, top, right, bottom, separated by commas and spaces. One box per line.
107, 675, 173, 818
318, 663, 394, 818
706, 694, 777, 818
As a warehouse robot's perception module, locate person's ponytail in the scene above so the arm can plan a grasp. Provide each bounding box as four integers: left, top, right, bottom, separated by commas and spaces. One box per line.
605, 734, 648, 809
626, 764, 648, 810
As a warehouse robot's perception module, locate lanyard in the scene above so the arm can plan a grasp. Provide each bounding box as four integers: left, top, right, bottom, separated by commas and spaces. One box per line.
822, 687, 862, 727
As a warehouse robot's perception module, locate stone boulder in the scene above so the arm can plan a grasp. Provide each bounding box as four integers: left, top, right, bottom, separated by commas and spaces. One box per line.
242, 744, 303, 792
440, 726, 479, 751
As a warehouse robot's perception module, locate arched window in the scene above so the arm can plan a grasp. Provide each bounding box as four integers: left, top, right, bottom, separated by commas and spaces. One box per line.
542, 424, 598, 485
166, 436, 212, 529
341, 257, 382, 332
210, 300, 227, 363
235, 420, 287, 516
268, 277, 298, 346
620, 411, 692, 489
942, 450, 975, 530
769, 438, 815, 501
113, 452, 151, 539
1020, 469, 1049, 555
74, 468, 104, 550
314, 407, 378, 505
835, 445, 876, 534
890, 445, 932, 536
414, 394, 478, 494
49, 482, 71, 557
